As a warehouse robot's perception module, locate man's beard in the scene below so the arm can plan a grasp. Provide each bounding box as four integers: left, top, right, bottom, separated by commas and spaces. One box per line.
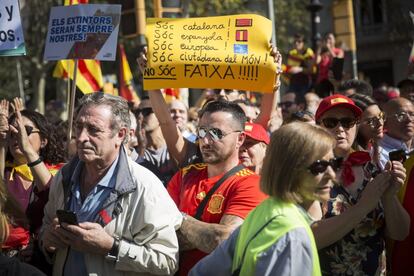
201, 146, 233, 164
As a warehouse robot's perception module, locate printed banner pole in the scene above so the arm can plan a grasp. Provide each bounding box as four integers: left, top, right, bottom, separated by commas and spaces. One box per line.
67, 59, 78, 147
16, 60, 24, 100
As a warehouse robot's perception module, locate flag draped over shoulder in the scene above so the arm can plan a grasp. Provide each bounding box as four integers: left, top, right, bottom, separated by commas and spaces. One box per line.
53, 0, 103, 94
118, 44, 139, 102
391, 156, 414, 275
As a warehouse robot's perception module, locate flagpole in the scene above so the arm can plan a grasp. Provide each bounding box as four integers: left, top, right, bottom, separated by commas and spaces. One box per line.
67, 59, 78, 147
65, 60, 71, 120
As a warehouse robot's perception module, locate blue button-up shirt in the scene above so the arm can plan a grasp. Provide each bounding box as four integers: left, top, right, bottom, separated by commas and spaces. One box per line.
378, 134, 409, 169
64, 155, 119, 276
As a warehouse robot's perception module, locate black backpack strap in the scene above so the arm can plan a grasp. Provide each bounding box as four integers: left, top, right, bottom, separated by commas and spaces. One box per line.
194, 164, 244, 220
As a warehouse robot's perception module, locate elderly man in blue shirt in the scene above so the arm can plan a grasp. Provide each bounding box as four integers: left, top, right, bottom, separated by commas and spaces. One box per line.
378, 97, 414, 168
40, 93, 181, 276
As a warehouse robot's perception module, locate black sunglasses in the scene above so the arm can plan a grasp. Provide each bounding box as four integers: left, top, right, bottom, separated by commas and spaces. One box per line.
10, 125, 40, 136
308, 157, 343, 175
197, 127, 242, 141
321, 117, 358, 129
136, 108, 153, 117
278, 101, 295, 109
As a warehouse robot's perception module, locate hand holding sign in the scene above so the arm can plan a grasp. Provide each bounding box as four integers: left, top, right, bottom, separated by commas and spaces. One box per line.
144, 14, 278, 93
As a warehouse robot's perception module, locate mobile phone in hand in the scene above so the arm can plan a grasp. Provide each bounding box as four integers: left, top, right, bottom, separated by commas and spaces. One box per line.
389, 149, 407, 163
56, 210, 79, 226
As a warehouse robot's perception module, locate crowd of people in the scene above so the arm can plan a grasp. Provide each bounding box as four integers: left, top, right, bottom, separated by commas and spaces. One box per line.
0, 31, 413, 276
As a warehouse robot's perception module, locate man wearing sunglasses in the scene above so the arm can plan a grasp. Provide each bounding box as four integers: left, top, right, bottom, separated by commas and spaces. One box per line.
279, 92, 305, 121
378, 97, 414, 169
167, 101, 266, 275
136, 97, 179, 186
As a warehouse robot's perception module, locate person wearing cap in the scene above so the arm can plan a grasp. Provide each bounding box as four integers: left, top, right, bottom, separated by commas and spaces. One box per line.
311, 94, 409, 275
239, 123, 269, 174
190, 122, 337, 276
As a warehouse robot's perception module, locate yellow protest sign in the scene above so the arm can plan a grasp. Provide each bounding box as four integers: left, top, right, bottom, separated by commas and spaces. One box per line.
144, 14, 277, 93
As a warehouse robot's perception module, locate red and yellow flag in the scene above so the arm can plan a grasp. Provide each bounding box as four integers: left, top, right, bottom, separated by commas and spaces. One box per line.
164, 88, 180, 104
64, 0, 88, 5
118, 44, 139, 102
53, 0, 103, 94
390, 156, 414, 275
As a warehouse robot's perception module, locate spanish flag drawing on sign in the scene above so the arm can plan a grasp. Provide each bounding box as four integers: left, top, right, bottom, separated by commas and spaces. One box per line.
53, 0, 103, 94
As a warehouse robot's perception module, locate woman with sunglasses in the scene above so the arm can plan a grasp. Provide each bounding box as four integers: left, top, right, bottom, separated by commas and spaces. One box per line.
349, 94, 384, 167
190, 122, 337, 276
313, 94, 409, 275
0, 98, 65, 273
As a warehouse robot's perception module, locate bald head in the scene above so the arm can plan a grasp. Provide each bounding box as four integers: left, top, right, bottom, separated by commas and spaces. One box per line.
384, 97, 414, 142
384, 97, 414, 115
169, 99, 188, 131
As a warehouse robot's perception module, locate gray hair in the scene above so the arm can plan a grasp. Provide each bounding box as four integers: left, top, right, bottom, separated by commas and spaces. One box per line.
76, 92, 131, 144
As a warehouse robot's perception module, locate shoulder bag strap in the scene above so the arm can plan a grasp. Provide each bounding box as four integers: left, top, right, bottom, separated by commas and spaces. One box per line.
194, 164, 244, 220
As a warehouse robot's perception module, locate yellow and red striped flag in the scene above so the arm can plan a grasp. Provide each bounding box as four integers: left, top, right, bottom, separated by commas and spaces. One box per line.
53, 0, 103, 94
64, 0, 88, 5
118, 44, 139, 102
164, 88, 180, 104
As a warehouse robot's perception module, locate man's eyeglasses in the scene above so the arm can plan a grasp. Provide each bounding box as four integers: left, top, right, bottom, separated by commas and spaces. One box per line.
278, 101, 295, 109
197, 127, 242, 141
362, 112, 384, 128
393, 111, 414, 123
321, 117, 358, 129
308, 157, 343, 175
136, 108, 153, 117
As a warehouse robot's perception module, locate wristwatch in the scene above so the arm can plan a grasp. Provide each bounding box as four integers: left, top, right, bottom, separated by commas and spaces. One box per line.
105, 236, 121, 261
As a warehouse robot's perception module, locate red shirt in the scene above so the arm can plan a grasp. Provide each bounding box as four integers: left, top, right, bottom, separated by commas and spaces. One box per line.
167, 163, 266, 275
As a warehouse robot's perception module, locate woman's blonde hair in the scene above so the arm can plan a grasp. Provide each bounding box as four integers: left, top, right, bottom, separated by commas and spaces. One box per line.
260, 122, 335, 203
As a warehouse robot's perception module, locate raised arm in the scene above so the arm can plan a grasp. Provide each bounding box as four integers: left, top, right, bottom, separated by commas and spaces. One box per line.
10, 98, 53, 192
0, 99, 9, 181
137, 49, 191, 165
255, 46, 282, 129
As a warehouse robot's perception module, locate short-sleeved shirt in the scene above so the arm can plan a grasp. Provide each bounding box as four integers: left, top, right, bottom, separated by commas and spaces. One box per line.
378, 134, 409, 170
167, 163, 266, 275
143, 146, 178, 186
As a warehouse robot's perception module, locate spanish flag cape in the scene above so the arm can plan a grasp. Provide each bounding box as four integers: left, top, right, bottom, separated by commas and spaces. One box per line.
6, 162, 64, 181
391, 155, 414, 275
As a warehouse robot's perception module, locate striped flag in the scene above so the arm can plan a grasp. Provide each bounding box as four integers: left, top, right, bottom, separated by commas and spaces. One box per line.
53, 0, 103, 94
391, 155, 414, 274
118, 44, 139, 102
64, 0, 88, 4
164, 88, 180, 104
235, 30, 248, 42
